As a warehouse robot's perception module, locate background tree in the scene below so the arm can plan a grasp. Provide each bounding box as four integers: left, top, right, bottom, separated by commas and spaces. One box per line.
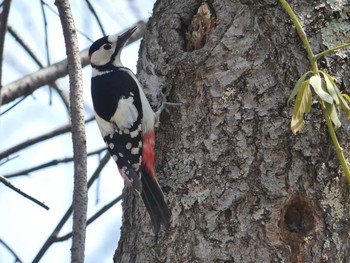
1, 0, 349, 262
115, 0, 350, 262
0, 0, 153, 262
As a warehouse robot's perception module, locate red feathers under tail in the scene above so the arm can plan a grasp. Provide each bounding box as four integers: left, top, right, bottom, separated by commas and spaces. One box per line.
142, 132, 156, 180
141, 131, 171, 233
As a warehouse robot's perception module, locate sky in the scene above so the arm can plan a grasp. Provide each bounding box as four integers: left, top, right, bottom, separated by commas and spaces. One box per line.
0, 0, 155, 262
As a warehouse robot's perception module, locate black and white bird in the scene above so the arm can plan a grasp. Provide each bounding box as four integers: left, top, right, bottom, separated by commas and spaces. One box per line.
89, 27, 171, 233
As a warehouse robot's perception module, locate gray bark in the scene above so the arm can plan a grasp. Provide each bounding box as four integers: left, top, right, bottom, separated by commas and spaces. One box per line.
115, 1, 350, 262
55, 0, 87, 262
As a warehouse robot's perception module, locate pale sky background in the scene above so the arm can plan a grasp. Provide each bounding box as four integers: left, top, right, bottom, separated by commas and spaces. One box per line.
0, 0, 155, 262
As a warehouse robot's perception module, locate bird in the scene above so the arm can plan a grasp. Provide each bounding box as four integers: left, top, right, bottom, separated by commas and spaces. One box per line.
88, 26, 171, 233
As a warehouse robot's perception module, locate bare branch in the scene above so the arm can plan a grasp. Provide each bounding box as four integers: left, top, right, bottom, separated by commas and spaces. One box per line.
0, 95, 26, 116
41, 0, 94, 43
55, 1, 87, 262
0, 175, 49, 210
0, 154, 18, 166
56, 194, 122, 242
0, 0, 12, 87
0, 48, 87, 105
0, 48, 88, 106
32, 205, 73, 263
7, 25, 70, 112
0, 238, 23, 263
7, 25, 43, 66
85, 0, 106, 36
3, 148, 106, 178
32, 152, 110, 263
40, 0, 51, 65
0, 116, 94, 161
0, 20, 146, 106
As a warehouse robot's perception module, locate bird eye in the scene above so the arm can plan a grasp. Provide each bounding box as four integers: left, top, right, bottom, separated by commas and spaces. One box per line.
103, 44, 112, 50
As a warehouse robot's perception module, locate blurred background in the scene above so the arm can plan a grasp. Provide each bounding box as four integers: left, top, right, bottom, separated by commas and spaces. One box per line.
0, 0, 155, 262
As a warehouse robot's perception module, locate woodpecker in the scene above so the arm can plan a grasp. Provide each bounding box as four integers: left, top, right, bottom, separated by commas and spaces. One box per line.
89, 27, 171, 233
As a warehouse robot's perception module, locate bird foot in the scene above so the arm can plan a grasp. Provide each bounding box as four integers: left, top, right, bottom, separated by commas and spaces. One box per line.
155, 91, 181, 127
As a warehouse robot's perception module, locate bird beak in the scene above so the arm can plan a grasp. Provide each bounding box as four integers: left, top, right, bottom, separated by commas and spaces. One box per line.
118, 26, 137, 46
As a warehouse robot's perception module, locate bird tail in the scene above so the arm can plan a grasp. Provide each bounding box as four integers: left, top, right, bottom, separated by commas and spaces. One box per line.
141, 171, 171, 234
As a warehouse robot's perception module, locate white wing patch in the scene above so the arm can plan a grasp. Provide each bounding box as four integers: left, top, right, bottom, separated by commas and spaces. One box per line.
119, 68, 156, 134
110, 96, 139, 130
95, 113, 115, 137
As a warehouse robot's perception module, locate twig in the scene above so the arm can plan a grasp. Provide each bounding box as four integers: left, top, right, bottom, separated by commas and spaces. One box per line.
322, 101, 350, 182
56, 194, 123, 242
0, 48, 88, 106
0, 155, 18, 166
40, 0, 54, 105
0, 116, 94, 161
0, 0, 12, 88
7, 25, 43, 66
3, 148, 106, 178
279, 0, 318, 73
32, 206, 73, 263
85, 0, 106, 36
55, 1, 87, 262
40, 0, 51, 65
0, 238, 23, 263
0, 95, 27, 116
316, 43, 350, 59
0, 175, 49, 210
41, 0, 94, 42
32, 152, 110, 263
7, 24, 70, 111
0, 21, 146, 106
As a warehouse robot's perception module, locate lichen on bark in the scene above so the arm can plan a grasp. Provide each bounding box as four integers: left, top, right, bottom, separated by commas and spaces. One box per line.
114, 1, 350, 262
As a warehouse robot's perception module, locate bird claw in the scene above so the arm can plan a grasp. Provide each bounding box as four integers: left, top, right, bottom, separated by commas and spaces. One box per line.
155, 91, 181, 127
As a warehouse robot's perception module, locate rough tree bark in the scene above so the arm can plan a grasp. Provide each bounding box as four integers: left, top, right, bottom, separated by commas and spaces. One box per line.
114, 0, 350, 262
55, 0, 87, 262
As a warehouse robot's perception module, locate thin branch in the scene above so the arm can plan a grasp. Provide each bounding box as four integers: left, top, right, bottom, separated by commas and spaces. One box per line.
3, 147, 105, 178
315, 43, 350, 59
0, 48, 88, 106
0, 20, 146, 106
0, 155, 18, 166
40, 0, 51, 65
322, 101, 350, 183
0, 0, 12, 87
7, 25, 70, 111
40, 0, 54, 105
55, 1, 87, 262
32, 205, 73, 263
0, 238, 23, 263
32, 152, 111, 263
0, 116, 94, 161
41, 0, 94, 43
52, 82, 70, 111
85, 0, 106, 36
0, 175, 49, 210
56, 194, 123, 242
7, 25, 43, 66
0, 95, 27, 116
279, 0, 318, 73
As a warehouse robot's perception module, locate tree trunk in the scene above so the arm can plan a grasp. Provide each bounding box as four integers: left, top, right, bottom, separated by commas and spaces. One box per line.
114, 0, 350, 262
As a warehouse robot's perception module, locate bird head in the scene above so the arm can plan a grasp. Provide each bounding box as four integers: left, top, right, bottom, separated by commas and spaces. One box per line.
88, 26, 137, 68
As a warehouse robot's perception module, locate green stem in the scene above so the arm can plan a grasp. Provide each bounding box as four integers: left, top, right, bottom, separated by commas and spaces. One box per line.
279, 0, 318, 74
322, 102, 350, 183
316, 43, 350, 60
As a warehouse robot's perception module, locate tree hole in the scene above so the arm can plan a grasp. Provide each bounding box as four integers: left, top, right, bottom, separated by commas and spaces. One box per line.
280, 196, 317, 239
185, 1, 216, 52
